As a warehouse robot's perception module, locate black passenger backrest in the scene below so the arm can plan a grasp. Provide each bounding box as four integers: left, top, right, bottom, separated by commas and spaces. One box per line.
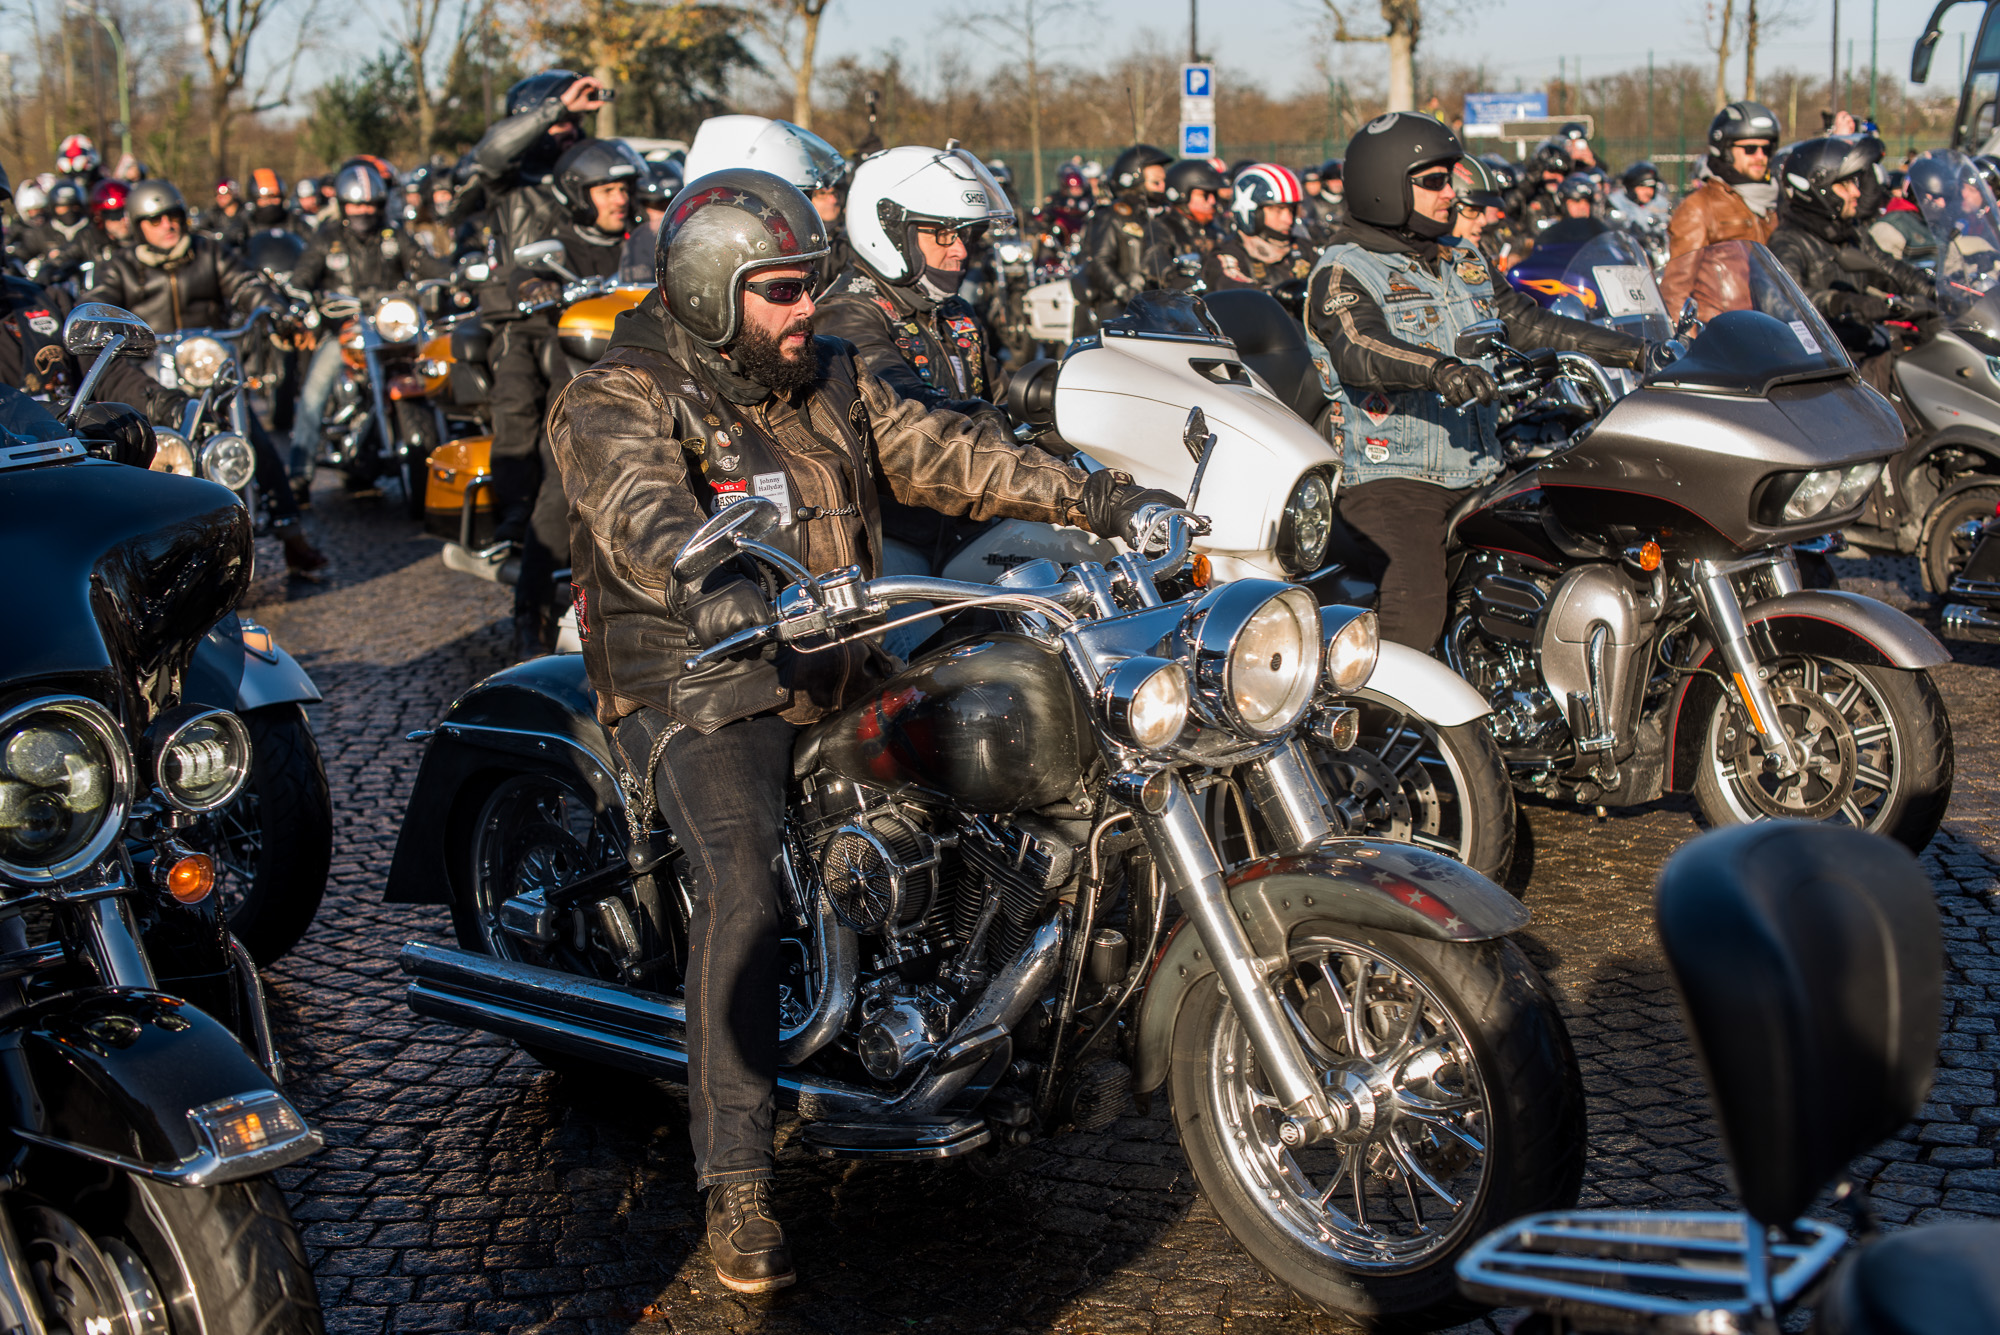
1655, 824, 1942, 1228
1201, 288, 1328, 424
450, 316, 491, 367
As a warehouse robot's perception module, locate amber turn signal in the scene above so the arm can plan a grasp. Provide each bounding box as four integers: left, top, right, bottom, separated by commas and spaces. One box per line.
1624, 540, 1662, 573
1190, 553, 1212, 589
167, 853, 215, 904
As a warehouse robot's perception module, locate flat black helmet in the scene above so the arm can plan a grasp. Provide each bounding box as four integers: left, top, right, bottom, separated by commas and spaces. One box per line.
1343, 111, 1464, 228
1451, 156, 1505, 210
551, 137, 647, 225
1109, 143, 1172, 194
637, 159, 684, 206
658, 168, 830, 348
1320, 159, 1343, 182
1708, 100, 1782, 152
1557, 172, 1596, 202
507, 69, 581, 119
1621, 160, 1661, 191
1163, 158, 1225, 204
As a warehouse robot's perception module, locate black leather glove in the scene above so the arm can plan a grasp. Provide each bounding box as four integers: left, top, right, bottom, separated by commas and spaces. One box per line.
1077, 468, 1184, 543
519, 277, 562, 308
73, 402, 155, 469
1824, 289, 1894, 323
1429, 359, 1498, 407
681, 575, 773, 652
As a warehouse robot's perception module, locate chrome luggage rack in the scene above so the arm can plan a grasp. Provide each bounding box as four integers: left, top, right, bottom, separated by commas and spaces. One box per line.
1455, 1209, 1847, 1333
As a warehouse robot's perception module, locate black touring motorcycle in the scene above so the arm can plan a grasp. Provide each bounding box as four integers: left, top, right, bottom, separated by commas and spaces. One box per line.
0, 303, 322, 1331
389, 498, 1583, 1326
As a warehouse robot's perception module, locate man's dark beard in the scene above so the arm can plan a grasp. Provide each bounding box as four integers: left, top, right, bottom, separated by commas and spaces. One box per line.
728, 315, 819, 395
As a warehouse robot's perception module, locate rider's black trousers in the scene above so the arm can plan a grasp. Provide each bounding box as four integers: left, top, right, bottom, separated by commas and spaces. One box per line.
618, 708, 800, 1189
1337, 476, 1462, 651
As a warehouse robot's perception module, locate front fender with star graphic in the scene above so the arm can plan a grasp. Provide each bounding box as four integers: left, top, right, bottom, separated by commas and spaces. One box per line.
1130, 839, 1529, 1094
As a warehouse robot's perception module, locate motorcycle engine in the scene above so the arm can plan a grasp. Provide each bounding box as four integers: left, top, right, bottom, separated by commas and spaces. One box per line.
1445, 559, 1568, 751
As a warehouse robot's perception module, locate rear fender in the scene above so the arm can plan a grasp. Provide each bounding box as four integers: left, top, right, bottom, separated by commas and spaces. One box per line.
383, 654, 622, 906
2, 989, 319, 1186
1130, 839, 1528, 1092
1662, 591, 1950, 792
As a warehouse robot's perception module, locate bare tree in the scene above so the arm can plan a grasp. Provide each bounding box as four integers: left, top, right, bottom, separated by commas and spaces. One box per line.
745, 0, 836, 130
518, 0, 717, 136
383, 0, 459, 155
1322, 0, 1419, 113
189, 0, 320, 178
966, 0, 1092, 200
1699, 0, 1737, 111
1741, 0, 1808, 106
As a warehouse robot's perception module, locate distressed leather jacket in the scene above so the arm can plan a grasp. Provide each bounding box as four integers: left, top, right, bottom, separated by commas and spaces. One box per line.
1667, 176, 1778, 260
548, 291, 1102, 733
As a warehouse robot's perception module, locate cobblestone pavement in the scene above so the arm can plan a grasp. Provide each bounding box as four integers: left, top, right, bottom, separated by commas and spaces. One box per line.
240, 500, 2000, 1335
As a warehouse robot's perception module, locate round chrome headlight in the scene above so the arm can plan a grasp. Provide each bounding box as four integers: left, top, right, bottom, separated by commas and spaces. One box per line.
1320, 606, 1380, 694
1276, 468, 1335, 576
0, 696, 130, 883
173, 336, 229, 389
200, 432, 256, 492
375, 297, 421, 343
1099, 657, 1190, 752
149, 428, 194, 476
1184, 581, 1324, 736
146, 706, 252, 813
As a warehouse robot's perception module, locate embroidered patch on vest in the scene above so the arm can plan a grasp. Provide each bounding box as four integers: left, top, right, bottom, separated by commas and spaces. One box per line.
26, 311, 57, 335
1324, 291, 1359, 312
1457, 259, 1489, 286
1218, 254, 1247, 282
1363, 439, 1391, 463
1360, 392, 1392, 425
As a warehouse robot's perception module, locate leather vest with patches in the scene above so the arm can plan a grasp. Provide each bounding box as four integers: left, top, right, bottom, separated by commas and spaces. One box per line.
1, 279, 75, 401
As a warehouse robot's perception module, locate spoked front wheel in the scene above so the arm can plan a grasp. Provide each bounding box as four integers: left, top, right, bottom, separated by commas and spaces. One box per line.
1168, 926, 1583, 1327
1693, 656, 1952, 853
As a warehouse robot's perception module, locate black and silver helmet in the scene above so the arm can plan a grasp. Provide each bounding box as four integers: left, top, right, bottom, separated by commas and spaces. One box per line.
637, 159, 684, 208
333, 162, 389, 207
1707, 101, 1782, 154
1342, 112, 1464, 228
1109, 143, 1172, 197
507, 69, 581, 119
126, 179, 187, 222
1163, 158, 1225, 205
658, 168, 830, 348
551, 137, 647, 226
1778, 136, 1883, 221
1452, 156, 1506, 211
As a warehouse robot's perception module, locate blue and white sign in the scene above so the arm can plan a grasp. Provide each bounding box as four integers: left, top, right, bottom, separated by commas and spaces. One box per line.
1180, 63, 1216, 161
1182, 64, 1213, 97
1462, 91, 1549, 136
1181, 123, 1213, 157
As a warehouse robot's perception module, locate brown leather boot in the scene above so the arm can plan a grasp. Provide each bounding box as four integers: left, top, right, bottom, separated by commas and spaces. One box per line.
705, 1180, 795, 1294
275, 520, 329, 580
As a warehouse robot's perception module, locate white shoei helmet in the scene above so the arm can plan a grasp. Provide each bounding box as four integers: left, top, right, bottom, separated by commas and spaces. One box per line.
846, 145, 1015, 285
681, 115, 848, 194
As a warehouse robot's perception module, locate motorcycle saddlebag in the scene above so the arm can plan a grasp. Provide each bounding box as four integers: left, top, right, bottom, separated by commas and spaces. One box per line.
425, 434, 495, 547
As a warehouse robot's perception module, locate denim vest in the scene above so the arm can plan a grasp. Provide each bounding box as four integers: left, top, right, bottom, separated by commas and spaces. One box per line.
1304, 238, 1504, 490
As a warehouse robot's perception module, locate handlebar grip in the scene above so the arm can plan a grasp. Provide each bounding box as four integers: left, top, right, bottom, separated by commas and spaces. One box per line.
681, 622, 775, 672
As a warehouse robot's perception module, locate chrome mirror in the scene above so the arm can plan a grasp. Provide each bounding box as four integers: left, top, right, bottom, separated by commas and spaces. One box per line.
672, 495, 782, 583
1674, 297, 1701, 339
63, 302, 156, 358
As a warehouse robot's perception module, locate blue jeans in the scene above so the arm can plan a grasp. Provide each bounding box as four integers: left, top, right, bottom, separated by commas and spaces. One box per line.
617, 709, 799, 1188
289, 336, 345, 480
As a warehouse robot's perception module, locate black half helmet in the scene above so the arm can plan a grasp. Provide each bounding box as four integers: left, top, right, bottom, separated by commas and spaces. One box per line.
1163, 158, 1225, 204
637, 159, 684, 206
507, 69, 581, 119
1343, 111, 1464, 228
1778, 136, 1882, 217
1557, 172, 1596, 202
658, 168, 830, 348
1708, 100, 1782, 152
1109, 143, 1172, 194
551, 137, 647, 225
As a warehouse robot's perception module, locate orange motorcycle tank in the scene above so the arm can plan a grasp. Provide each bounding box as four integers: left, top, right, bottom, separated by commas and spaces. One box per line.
558, 285, 650, 367
419, 331, 453, 398
425, 434, 495, 547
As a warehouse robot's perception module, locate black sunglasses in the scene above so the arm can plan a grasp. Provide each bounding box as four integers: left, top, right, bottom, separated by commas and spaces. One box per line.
1410, 169, 1454, 192
743, 275, 812, 305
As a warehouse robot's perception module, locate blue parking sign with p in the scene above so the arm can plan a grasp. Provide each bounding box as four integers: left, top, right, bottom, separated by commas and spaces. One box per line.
1182, 124, 1212, 156
1183, 65, 1212, 97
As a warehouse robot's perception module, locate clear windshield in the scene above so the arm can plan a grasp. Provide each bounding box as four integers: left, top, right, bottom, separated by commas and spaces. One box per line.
1557, 231, 1672, 341
1909, 149, 2000, 317
947, 147, 1017, 224
1649, 240, 1852, 391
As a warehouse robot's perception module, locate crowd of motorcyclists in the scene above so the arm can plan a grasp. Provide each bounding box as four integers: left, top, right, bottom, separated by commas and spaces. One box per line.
3, 79, 1986, 1308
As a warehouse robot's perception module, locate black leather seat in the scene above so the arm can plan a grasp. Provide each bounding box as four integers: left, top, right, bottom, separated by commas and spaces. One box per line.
1814, 1222, 2000, 1335
1201, 288, 1328, 424
449, 317, 491, 366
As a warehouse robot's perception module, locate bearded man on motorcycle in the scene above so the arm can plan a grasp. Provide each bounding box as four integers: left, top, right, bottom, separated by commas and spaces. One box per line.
288, 161, 450, 494
1084, 143, 1180, 321
1159, 158, 1226, 259
1303, 114, 1646, 649
1768, 136, 1934, 433
87, 179, 328, 575
1202, 164, 1313, 293
498, 136, 642, 660
1668, 101, 1781, 260
546, 167, 1175, 1295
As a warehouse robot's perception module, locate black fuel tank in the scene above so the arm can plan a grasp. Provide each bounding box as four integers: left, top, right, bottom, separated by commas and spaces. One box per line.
1451, 473, 1565, 570
804, 634, 1090, 813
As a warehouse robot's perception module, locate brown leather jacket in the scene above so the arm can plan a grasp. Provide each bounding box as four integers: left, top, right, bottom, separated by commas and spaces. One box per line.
1667, 177, 1778, 260
548, 290, 1099, 733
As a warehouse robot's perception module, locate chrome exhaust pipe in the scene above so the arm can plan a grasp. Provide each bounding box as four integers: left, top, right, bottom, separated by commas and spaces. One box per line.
889, 915, 1064, 1117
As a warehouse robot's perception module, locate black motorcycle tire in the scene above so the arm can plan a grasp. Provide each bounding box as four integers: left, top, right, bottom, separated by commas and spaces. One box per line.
21, 1172, 322, 1335
1920, 487, 2000, 596
210, 704, 332, 966
396, 401, 441, 521
1168, 927, 1583, 1329
1692, 658, 1953, 853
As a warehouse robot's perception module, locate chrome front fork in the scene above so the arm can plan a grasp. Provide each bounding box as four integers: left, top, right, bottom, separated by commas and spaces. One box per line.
1137, 761, 1339, 1141
1691, 556, 1800, 773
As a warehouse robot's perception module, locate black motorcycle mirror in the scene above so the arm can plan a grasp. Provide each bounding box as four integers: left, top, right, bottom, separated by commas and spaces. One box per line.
1673, 296, 1701, 339
672, 494, 785, 583
61, 302, 156, 424
1656, 823, 1941, 1231
1454, 318, 1505, 360
513, 239, 581, 284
